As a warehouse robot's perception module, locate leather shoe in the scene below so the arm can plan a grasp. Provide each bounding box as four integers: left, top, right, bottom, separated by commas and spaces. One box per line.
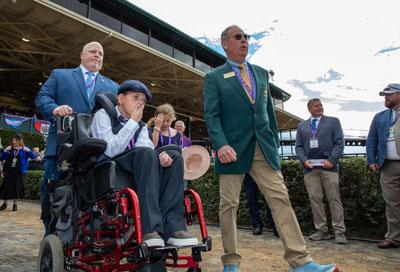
253, 225, 263, 235
0, 202, 7, 211
377, 239, 397, 249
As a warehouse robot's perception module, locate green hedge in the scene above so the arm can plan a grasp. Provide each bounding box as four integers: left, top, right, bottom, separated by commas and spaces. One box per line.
190, 157, 386, 239
20, 157, 386, 238
24, 170, 44, 200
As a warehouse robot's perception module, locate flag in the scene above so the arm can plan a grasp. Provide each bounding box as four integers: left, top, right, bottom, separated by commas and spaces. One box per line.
4, 114, 31, 130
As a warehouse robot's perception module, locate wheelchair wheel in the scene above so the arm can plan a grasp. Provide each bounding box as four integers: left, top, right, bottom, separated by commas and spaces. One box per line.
37, 234, 64, 272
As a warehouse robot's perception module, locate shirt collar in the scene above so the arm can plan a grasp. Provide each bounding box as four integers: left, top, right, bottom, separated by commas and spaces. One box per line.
310, 116, 322, 121
228, 59, 248, 69
80, 64, 99, 77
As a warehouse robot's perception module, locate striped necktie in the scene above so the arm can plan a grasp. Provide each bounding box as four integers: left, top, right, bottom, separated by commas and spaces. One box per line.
118, 115, 136, 149
239, 64, 251, 88
85, 72, 95, 99
239, 64, 255, 103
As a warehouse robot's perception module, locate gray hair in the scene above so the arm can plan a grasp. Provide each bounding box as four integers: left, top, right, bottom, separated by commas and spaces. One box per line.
221, 25, 242, 41
307, 98, 321, 109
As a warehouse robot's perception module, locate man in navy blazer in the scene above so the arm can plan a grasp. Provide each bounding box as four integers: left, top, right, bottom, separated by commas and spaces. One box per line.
366, 83, 400, 249
35, 41, 118, 235
295, 98, 347, 244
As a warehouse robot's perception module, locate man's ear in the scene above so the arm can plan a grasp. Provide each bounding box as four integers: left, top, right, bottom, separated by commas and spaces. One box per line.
117, 93, 124, 105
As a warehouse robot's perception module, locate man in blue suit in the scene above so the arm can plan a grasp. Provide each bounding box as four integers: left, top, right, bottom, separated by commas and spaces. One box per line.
35, 41, 118, 235
366, 83, 400, 249
295, 98, 346, 245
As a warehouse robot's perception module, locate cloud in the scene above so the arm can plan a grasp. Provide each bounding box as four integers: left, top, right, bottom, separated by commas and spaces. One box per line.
375, 46, 400, 56
338, 100, 383, 112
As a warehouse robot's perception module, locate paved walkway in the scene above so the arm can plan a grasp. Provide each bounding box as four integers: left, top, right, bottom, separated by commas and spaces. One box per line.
0, 201, 399, 271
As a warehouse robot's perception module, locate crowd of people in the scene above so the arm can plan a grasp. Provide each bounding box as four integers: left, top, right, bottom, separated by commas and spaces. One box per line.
0, 24, 398, 272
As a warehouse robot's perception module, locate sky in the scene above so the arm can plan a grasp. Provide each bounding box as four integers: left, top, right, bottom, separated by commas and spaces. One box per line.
129, 0, 400, 137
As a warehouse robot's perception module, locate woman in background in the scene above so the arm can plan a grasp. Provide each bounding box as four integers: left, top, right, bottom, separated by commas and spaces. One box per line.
149, 104, 181, 149
0, 133, 35, 211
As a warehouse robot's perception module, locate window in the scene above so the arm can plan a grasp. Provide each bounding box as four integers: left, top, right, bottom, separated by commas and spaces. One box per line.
69, 0, 88, 17
122, 23, 149, 45
174, 48, 193, 66
90, 8, 121, 32
195, 59, 211, 73
150, 37, 173, 56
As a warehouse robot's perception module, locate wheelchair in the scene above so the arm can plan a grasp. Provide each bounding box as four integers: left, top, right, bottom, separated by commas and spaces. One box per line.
37, 112, 211, 272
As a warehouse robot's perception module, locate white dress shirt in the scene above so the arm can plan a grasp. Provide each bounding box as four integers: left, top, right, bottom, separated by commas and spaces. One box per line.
91, 106, 154, 157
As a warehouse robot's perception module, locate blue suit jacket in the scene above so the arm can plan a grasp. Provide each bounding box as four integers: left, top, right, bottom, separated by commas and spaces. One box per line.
35, 67, 118, 156
366, 109, 391, 168
295, 115, 344, 173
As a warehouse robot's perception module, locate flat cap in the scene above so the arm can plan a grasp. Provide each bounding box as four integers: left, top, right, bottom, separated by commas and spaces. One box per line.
118, 80, 152, 100
379, 83, 400, 96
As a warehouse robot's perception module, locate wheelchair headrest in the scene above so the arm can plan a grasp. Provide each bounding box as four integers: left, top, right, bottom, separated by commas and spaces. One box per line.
92, 92, 118, 120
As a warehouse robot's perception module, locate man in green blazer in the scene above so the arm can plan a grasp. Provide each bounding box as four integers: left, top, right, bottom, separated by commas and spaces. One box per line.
203, 25, 339, 272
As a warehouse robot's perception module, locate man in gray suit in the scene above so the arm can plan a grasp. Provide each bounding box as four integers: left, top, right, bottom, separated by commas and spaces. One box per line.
35, 41, 118, 235
295, 98, 347, 244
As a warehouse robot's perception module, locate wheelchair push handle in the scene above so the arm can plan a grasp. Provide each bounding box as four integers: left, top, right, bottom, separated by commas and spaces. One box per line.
56, 113, 78, 135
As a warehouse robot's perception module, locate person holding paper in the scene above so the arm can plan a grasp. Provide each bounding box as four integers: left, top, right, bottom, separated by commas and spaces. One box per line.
295, 98, 346, 244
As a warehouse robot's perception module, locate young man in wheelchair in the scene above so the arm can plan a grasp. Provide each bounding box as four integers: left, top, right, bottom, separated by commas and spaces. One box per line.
91, 79, 198, 249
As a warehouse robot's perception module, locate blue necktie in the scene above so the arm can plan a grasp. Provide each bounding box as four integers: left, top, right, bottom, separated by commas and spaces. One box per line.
311, 119, 317, 130
85, 72, 95, 99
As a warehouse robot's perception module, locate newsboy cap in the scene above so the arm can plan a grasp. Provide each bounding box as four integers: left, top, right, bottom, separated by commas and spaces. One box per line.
118, 80, 152, 100
379, 83, 400, 96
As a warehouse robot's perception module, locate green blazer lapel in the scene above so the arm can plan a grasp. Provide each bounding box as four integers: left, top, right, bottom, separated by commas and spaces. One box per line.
249, 64, 266, 107
221, 62, 252, 106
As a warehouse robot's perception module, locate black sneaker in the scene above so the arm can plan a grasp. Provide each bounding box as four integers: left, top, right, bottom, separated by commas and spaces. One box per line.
12, 204, 17, 211
167, 231, 198, 247
0, 202, 7, 211
143, 232, 165, 248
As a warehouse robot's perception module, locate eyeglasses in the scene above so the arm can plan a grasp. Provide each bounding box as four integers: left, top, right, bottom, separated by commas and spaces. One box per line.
226, 33, 251, 41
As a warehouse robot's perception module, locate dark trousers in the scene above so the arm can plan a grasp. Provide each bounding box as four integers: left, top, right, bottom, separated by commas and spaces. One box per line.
40, 156, 60, 236
111, 147, 186, 236
244, 173, 276, 230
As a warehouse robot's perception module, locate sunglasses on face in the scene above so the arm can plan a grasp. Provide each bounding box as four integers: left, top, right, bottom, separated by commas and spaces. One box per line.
228, 33, 251, 41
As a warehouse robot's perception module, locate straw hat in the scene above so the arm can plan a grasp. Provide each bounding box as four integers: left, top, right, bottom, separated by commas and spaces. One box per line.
182, 145, 211, 180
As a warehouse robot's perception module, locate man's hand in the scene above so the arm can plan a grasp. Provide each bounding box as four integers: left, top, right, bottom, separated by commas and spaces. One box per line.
304, 160, 313, 169
322, 160, 334, 169
4, 146, 12, 152
159, 151, 173, 167
52, 105, 73, 116
369, 163, 379, 172
130, 104, 144, 123
217, 145, 237, 164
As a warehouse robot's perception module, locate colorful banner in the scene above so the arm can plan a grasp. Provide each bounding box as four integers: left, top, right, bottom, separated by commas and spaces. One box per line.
33, 116, 51, 136
3, 114, 31, 130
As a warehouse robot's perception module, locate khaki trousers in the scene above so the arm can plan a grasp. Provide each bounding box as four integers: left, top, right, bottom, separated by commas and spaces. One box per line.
219, 143, 312, 267
304, 169, 346, 234
380, 160, 400, 243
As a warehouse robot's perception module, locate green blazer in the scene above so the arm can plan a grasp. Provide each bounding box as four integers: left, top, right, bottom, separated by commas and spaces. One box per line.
203, 62, 281, 174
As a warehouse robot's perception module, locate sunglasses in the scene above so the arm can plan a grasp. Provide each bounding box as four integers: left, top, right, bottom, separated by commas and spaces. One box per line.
228, 33, 251, 41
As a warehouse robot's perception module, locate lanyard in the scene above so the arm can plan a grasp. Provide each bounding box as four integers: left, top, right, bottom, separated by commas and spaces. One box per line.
160, 128, 172, 146
13, 148, 20, 158
390, 110, 400, 127
232, 66, 256, 104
